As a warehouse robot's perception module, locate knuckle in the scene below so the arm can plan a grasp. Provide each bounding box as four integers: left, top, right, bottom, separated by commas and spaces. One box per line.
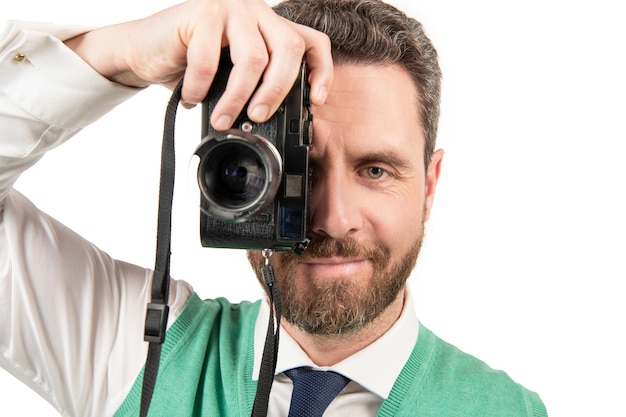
221, 84, 253, 112
318, 33, 332, 51
310, 32, 332, 58
284, 35, 306, 58
264, 83, 290, 101
195, 60, 219, 80
221, 86, 249, 108
241, 50, 269, 72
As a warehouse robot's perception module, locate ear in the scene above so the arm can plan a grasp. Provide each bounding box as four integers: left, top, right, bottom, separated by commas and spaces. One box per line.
423, 148, 444, 222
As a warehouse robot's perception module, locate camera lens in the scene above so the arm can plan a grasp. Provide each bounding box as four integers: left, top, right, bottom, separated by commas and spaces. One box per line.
196, 131, 282, 221
204, 144, 265, 208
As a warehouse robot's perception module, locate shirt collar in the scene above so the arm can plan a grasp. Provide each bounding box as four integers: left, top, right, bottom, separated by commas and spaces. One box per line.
252, 288, 419, 399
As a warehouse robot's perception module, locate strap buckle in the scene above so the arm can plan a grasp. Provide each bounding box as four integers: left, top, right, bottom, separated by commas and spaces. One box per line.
144, 303, 169, 344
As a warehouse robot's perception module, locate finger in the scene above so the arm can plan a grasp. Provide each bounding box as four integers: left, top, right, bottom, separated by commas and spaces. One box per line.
245, 20, 333, 120
182, 23, 223, 106
209, 23, 270, 130
290, 23, 334, 106
245, 21, 307, 122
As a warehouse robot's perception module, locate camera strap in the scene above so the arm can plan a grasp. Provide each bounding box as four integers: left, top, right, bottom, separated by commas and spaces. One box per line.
139, 79, 181, 417
140, 79, 281, 417
251, 249, 282, 417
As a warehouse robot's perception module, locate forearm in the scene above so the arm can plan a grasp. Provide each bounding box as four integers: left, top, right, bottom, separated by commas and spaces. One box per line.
64, 21, 154, 89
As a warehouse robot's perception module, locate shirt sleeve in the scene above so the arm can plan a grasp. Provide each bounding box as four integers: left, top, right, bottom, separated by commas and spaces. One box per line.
0, 20, 139, 201
0, 21, 193, 417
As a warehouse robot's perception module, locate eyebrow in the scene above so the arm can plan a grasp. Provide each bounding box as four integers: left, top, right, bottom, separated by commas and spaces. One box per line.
351, 150, 416, 171
308, 148, 418, 174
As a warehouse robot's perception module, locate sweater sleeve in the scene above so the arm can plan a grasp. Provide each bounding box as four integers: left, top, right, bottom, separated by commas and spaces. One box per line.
0, 21, 193, 417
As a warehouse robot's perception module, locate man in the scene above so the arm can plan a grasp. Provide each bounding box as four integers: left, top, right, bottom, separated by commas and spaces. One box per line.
0, 0, 546, 415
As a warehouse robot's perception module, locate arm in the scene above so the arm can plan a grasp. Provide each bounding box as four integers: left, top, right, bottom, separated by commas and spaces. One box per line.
1, 0, 333, 209
0, 20, 154, 415
0, 21, 139, 203
63, 0, 333, 130
0, 1, 333, 415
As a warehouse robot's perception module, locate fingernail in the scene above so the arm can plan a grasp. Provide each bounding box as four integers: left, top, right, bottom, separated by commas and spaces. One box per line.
214, 114, 233, 131
181, 100, 197, 110
250, 104, 270, 122
316, 85, 328, 103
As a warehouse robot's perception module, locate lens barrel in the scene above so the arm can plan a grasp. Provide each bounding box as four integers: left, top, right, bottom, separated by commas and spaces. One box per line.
196, 130, 282, 222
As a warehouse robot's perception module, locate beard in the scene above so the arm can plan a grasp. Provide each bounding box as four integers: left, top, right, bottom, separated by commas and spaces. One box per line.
247, 225, 425, 335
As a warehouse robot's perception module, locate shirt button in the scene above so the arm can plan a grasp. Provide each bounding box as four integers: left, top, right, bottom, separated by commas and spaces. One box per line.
13, 53, 28, 63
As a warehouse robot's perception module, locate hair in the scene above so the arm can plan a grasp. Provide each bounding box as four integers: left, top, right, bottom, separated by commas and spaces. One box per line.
274, 0, 442, 167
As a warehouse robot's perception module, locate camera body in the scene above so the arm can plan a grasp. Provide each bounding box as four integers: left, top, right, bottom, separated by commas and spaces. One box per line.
196, 52, 312, 253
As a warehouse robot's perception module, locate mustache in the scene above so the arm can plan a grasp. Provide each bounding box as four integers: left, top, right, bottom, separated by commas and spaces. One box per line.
295, 237, 388, 263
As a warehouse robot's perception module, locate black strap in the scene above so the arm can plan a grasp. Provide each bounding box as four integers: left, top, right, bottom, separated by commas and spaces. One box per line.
251, 258, 282, 417
139, 79, 183, 417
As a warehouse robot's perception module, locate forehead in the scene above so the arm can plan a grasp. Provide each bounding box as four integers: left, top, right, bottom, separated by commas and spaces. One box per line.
309, 63, 425, 163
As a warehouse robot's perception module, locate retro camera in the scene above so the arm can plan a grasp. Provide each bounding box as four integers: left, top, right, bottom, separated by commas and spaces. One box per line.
195, 51, 313, 253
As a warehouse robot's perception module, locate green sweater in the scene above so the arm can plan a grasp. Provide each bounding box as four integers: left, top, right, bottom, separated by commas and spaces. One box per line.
114, 293, 547, 416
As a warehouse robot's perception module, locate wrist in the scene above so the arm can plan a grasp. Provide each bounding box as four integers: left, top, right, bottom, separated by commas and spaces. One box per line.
64, 25, 151, 89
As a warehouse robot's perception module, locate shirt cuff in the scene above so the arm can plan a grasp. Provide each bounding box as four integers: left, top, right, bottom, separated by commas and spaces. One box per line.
0, 20, 140, 130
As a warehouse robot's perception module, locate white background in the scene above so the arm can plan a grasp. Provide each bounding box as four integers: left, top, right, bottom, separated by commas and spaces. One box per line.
2, 0, 625, 416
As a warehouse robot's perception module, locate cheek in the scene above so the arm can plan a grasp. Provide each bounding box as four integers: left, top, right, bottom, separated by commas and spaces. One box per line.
368, 196, 425, 250
370, 204, 423, 242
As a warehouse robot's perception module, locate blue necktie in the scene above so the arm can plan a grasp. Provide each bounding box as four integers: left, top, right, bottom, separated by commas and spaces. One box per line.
285, 367, 350, 417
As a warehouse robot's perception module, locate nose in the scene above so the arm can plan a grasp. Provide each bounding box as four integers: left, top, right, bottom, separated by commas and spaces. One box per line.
308, 169, 362, 240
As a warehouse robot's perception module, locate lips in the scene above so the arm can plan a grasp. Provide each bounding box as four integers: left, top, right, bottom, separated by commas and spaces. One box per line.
275, 237, 386, 282
299, 257, 371, 279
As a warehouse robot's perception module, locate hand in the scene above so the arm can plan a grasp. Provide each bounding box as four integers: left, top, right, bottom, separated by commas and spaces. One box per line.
65, 0, 333, 130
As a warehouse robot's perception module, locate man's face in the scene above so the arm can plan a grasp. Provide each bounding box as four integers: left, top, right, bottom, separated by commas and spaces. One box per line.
248, 63, 443, 335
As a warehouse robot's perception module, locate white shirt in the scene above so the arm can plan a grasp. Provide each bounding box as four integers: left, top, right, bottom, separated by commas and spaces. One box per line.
0, 21, 420, 417
253, 291, 419, 416
0, 20, 193, 416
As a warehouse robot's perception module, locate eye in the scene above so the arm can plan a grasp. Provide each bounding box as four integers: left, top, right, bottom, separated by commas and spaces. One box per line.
364, 166, 388, 180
